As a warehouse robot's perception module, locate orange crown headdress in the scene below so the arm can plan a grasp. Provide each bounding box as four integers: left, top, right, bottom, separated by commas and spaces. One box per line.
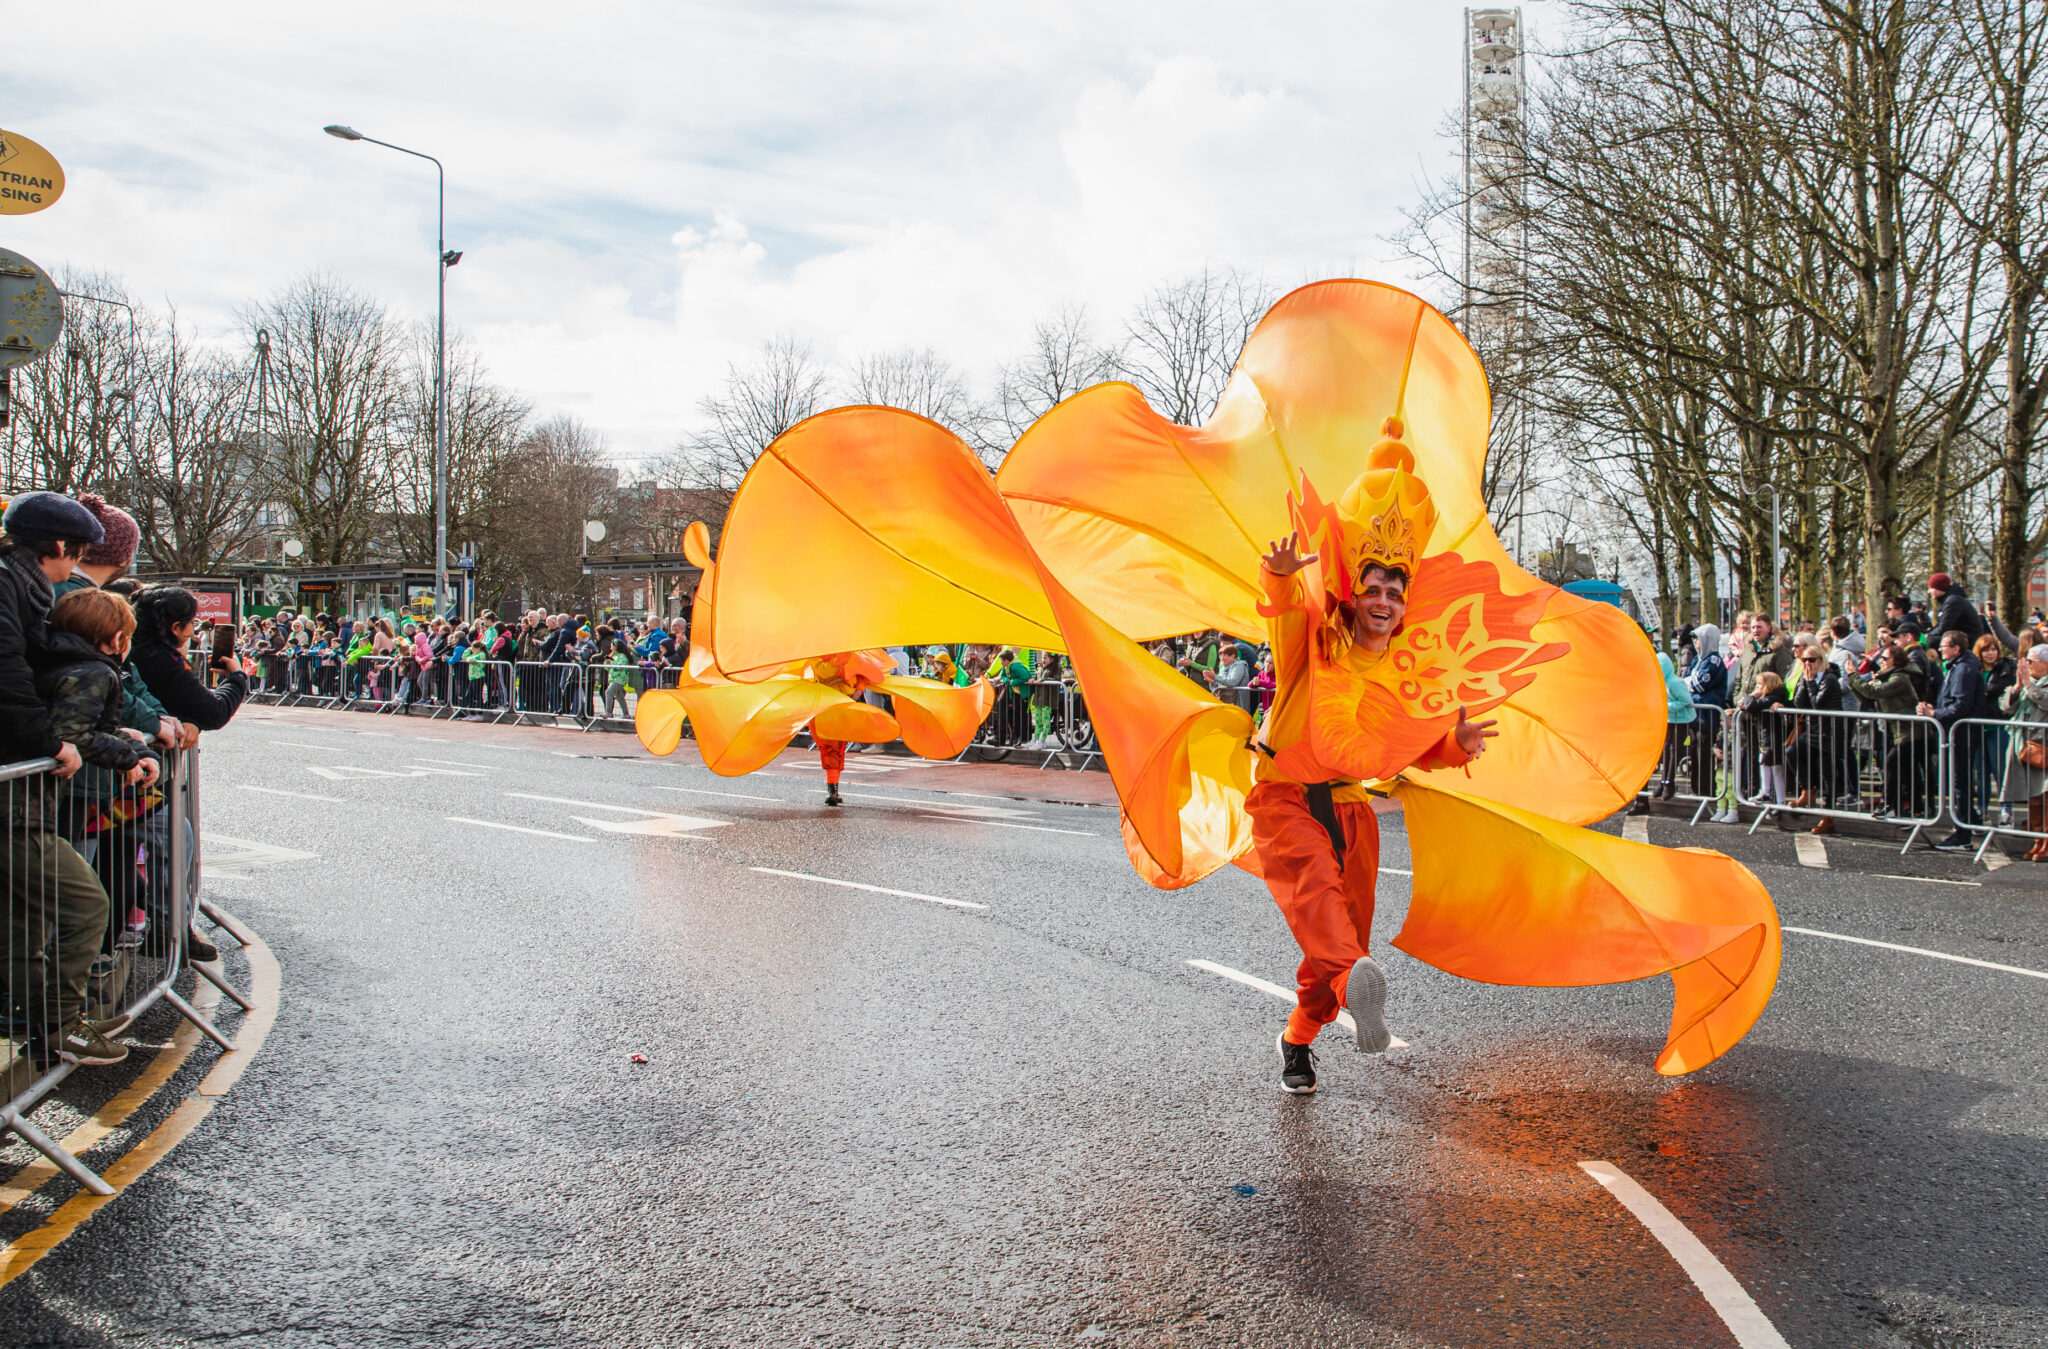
1288, 416, 1438, 604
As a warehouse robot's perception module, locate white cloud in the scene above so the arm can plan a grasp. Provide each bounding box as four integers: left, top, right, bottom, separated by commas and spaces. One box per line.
5, 2, 1469, 461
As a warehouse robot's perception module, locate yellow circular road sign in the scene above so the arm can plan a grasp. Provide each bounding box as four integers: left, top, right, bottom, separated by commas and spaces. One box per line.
0, 129, 64, 215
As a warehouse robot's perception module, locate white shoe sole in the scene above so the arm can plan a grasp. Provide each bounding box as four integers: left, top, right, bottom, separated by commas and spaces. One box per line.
1276, 1033, 1317, 1094
1347, 957, 1391, 1053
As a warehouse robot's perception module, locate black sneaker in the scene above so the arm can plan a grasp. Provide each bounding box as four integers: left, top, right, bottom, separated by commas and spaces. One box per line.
186, 926, 220, 963
1277, 1034, 1318, 1094
824, 786, 843, 807
1932, 830, 1971, 852
1345, 955, 1392, 1053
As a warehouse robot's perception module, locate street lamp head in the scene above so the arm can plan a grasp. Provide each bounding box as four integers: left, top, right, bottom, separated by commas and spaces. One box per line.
322, 124, 364, 141
441, 249, 463, 268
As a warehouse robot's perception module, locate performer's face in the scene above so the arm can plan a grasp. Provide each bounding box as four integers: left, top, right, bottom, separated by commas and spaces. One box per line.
1355, 566, 1408, 640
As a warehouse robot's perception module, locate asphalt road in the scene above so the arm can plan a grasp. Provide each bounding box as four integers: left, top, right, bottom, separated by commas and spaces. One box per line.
3, 704, 2044, 1347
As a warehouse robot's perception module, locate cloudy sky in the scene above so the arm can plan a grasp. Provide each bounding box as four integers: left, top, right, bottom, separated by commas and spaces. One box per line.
7, 2, 1482, 464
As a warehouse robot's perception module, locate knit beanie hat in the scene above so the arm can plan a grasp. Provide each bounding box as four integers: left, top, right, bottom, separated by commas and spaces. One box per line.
76, 493, 140, 569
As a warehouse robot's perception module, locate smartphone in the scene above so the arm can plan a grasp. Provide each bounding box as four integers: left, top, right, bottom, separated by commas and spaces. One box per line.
211, 623, 235, 663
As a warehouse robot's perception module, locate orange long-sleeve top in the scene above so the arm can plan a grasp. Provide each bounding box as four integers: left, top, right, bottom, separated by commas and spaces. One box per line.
1253, 566, 1470, 803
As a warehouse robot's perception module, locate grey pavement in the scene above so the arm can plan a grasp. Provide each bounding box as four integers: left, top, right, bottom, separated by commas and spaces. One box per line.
2, 705, 2044, 1347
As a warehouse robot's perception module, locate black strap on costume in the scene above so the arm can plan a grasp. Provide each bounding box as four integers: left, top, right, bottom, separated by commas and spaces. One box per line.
1304, 782, 1348, 871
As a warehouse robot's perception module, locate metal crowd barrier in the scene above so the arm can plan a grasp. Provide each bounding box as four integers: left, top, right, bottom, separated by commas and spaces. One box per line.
1632, 705, 1730, 823
1731, 705, 1947, 852
2, 747, 245, 1195
1948, 714, 2045, 864
967, 679, 1100, 765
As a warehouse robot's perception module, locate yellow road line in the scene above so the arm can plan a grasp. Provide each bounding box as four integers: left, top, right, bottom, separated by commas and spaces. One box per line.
0, 915, 280, 1289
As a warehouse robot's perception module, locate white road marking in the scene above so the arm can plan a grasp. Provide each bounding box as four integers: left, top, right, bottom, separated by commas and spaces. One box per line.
1378, 866, 1413, 876
268, 740, 345, 752
571, 815, 714, 839
445, 816, 594, 843
308, 765, 479, 781
1184, 959, 1409, 1049
652, 785, 779, 802
414, 757, 496, 769
236, 785, 343, 804
1785, 926, 2048, 981
1984, 852, 2013, 872
204, 833, 319, 880
404, 764, 488, 777
503, 793, 726, 830
749, 867, 986, 910
1578, 1161, 1791, 1349
1623, 816, 1650, 844
915, 814, 1100, 837
1793, 835, 1829, 869
1870, 873, 1981, 887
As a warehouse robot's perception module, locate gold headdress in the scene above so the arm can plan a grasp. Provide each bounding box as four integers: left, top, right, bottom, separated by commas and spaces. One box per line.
1289, 416, 1438, 603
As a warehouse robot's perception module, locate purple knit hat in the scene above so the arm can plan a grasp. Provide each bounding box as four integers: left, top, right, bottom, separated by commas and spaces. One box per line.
76, 493, 140, 569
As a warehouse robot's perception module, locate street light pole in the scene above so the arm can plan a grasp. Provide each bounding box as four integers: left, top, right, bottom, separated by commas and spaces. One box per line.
322, 124, 461, 618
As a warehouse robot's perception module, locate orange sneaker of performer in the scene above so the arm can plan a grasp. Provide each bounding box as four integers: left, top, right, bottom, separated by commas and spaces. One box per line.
1254, 422, 1498, 1094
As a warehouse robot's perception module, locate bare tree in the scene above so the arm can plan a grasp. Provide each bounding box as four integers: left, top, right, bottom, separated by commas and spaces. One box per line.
132, 311, 269, 573
1114, 269, 1277, 426
0, 269, 140, 496
841, 346, 991, 452
476, 414, 618, 612
386, 330, 531, 570
682, 337, 830, 510
246, 275, 402, 565
993, 305, 1122, 450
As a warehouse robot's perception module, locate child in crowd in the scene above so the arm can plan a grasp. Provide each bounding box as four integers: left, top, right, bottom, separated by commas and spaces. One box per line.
1739, 670, 1792, 804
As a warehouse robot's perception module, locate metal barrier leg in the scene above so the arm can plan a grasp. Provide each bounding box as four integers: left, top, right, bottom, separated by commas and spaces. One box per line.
0, 1102, 115, 1196
190, 958, 254, 1012
160, 985, 237, 1052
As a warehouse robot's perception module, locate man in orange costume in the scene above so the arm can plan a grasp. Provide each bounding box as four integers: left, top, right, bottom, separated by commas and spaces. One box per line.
1251, 433, 1498, 1094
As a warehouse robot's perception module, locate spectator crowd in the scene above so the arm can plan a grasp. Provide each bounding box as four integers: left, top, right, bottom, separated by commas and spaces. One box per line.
1655, 572, 2048, 855
4, 489, 247, 1078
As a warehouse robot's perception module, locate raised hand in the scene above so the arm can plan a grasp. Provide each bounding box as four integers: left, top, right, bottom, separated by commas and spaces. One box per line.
1261, 530, 1316, 577
1453, 704, 1500, 759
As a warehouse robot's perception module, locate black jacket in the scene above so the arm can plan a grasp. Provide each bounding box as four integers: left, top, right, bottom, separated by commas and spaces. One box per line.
0, 545, 61, 762
1792, 664, 1846, 713
130, 633, 249, 730
35, 631, 148, 772
1931, 589, 1988, 650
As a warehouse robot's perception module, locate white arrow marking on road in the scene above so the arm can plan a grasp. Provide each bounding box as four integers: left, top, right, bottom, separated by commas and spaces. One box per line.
1578, 1161, 1791, 1349
1184, 960, 1409, 1049
1785, 926, 2048, 980
415, 757, 497, 770
750, 867, 986, 910
571, 815, 714, 839
237, 785, 343, 804
204, 833, 318, 880
915, 814, 1099, 837
307, 765, 482, 781
504, 792, 727, 832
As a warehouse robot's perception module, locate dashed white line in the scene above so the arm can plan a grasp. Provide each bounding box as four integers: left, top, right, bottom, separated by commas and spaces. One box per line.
414, 757, 496, 770
1870, 873, 1981, 887
916, 814, 1100, 837
1793, 835, 1829, 869
749, 867, 986, 910
1379, 866, 1413, 876
236, 785, 344, 804
267, 740, 345, 752
1785, 926, 2048, 981
1185, 959, 1409, 1048
1623, 816, 1650, 844
1578, 1161, 1791, 1349
445, 816, 594, 843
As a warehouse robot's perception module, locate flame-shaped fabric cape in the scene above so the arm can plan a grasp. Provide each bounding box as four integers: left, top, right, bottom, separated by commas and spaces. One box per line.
994, 280, 1777, 1074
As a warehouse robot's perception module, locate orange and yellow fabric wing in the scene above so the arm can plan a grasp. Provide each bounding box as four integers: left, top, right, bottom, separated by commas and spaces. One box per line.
1393, 781, 1780, 1075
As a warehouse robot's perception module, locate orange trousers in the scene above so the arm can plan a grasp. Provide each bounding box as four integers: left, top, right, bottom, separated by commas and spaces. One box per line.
1245, 780, 1381, 1045
816, 737, 846, 785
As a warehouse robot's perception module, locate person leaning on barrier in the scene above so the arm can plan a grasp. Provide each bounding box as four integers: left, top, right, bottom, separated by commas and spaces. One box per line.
1849, 644, 1932, 820
1998, 643, 2048, 862
1787, 643, 1848, 833
46, 496, 186, 755
0, 492, 135, 1067
1920, 630, 1992, 851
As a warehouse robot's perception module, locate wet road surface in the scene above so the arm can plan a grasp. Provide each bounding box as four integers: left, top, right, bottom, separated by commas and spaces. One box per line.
3, 706, 2044, 1347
